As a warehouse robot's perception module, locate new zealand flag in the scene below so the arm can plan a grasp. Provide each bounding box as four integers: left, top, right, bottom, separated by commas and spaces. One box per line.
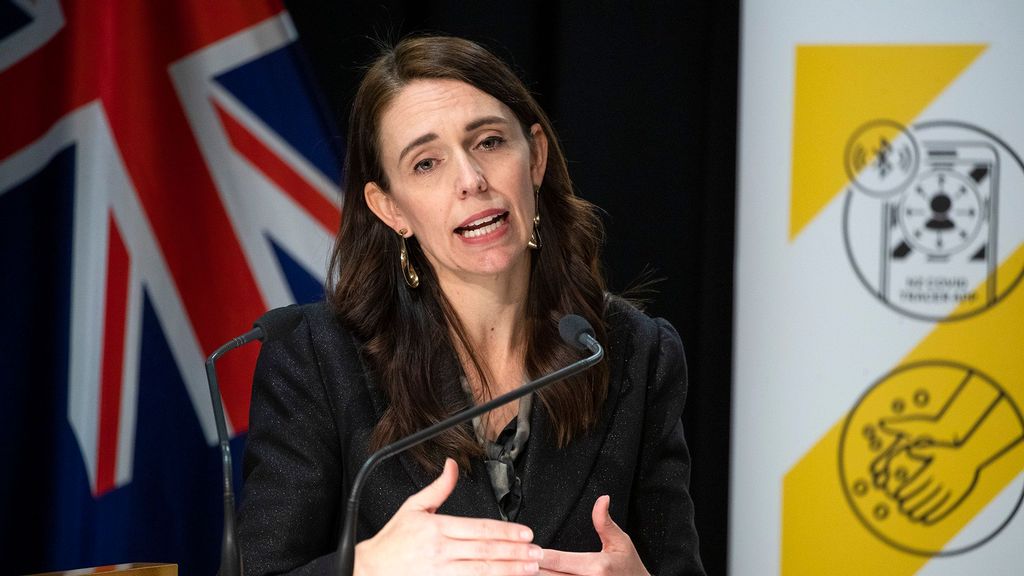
0, 1, 342, 573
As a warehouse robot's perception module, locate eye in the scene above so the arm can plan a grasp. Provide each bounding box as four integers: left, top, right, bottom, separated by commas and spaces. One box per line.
413, 158, 437, 173
478, 135, 506, 151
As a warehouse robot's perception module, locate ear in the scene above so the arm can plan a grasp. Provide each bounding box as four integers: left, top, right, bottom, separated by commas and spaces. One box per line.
528, 123, 549, 188
364, 181, 407, 234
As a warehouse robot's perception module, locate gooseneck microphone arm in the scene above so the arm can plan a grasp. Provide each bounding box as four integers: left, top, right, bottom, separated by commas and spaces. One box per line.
337, 314, 604, 576
205, 305, 302, 576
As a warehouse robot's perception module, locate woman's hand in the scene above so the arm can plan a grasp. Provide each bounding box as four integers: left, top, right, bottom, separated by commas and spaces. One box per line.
354, 458, 543, 575
538, 496, 650, 576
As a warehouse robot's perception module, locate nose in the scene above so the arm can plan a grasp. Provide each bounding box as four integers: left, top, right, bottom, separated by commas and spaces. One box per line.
454, 151, 487, 196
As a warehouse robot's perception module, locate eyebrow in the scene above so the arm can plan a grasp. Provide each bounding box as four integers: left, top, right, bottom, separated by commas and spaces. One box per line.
465, 115, 508, 132
396, 115, 510, 163
398, 133, 438, 163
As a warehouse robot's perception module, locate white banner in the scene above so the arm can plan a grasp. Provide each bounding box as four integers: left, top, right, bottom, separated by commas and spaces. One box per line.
731, 1, 1024, 575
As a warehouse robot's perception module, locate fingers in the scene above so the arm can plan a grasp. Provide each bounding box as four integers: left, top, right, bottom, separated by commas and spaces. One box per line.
438, 514, 535, 543
540, 499, 650, 576
367, 460, 543, 575
441, 539, 543, 563
896, 475, 954, 524
879, 416, 929, 437
430, 522, 541, 575
403, 457, 459, 513
918, 490, 952, 524
894, 465, 930, 501
870, 438, 906, 488
924, 489, 962, 524
591, 495, 626, 549
903, 481, 942, 516
446, 560, 540, 575
536, 496, 627, 573
591, 494, 612, 532
869, 447, 893, 487
539, 548, 597, 574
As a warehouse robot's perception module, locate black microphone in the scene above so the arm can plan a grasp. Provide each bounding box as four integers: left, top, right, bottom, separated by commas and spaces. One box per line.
205, 305, 303, 576
337, 314, 604, 576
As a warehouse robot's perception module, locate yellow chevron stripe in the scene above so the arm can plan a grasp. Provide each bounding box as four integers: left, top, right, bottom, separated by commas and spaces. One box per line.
789, 45, 985, 241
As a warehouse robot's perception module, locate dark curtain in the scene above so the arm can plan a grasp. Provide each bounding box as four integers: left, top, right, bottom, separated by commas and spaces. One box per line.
283, 2, 739, 574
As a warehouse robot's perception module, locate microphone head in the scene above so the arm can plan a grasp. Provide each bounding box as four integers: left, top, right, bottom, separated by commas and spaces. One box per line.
558, 314, 595, 351
253, 305, 303, 342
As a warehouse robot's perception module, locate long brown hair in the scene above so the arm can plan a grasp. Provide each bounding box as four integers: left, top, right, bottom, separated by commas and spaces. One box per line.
327, 35, 608, 472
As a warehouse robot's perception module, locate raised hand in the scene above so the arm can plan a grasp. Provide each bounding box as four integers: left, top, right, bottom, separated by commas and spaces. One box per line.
537, 496, 650, 576
354, 458, 543, 576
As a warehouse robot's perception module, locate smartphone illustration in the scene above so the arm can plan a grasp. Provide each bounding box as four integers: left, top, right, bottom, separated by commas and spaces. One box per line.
879, 142, 998, 313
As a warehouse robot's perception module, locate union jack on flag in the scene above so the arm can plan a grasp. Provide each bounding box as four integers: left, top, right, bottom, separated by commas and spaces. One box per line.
0, 1, 342, 572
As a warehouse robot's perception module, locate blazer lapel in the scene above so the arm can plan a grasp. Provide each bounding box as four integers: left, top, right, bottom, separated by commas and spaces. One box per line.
353, 336, 429, 510
394, 421, 501, 521
405, 448, 503, 520
516, 359, 625, 547
390, 344, 503, 520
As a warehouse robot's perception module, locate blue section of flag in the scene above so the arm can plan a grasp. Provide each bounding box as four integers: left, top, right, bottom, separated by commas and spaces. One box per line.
0, 145, 77, 573
215, 42, 344, 186
0, 0, 33, 41
269, 236, 325, 305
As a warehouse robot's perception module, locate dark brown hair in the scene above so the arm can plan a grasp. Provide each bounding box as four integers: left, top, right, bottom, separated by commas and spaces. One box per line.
327, 35, 608, 471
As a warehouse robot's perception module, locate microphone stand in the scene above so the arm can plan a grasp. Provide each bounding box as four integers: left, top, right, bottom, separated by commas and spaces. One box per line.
205, 305, 302, 576
205, 331, 262, 576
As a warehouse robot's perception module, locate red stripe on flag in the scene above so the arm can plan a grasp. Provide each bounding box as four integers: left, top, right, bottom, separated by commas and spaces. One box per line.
214, 101, 342, 234
97, 3, 277, 432
96, 214, 131, 496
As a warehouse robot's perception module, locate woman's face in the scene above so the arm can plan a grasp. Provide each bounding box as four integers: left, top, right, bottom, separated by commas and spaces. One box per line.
365, 79, 548, 289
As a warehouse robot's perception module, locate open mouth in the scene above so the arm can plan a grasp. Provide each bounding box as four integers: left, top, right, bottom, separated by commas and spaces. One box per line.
454, 212, 509, 238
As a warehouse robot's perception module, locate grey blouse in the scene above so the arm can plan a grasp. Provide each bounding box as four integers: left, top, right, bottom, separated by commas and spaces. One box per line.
469, 392, 533, 521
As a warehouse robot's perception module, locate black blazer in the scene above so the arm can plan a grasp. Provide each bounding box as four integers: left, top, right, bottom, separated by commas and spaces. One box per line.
238, 297, 705, 575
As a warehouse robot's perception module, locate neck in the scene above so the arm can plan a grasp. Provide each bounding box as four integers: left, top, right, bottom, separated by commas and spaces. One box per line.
437, 257, 531, 395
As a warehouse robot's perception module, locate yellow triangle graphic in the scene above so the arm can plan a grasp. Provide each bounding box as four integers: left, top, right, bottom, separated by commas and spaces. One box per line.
789, 44, 986, 241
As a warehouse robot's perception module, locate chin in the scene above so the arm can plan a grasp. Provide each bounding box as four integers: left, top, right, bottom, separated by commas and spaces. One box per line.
467, 249, 529, 278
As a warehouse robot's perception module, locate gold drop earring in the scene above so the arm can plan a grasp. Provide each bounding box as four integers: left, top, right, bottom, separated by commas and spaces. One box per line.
527, 187, 542, 250
397, 228, 420, 288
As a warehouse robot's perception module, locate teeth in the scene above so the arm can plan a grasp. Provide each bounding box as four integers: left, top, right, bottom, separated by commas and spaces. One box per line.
457, 212, 508, 238
464, 214, 499, 228
461, 218, 505, 238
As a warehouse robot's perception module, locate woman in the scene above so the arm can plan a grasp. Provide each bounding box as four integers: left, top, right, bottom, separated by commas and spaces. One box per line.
238, 36, 705, 576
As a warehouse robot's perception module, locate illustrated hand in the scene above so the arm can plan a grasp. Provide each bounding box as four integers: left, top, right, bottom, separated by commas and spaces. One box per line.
873, 445, 928, 496
869, 433, 909, 491
879, 414, 960, 448
870, 413, 959, 494
868, 436, 925, 491
354, 458, 543, 576
537, 496, 650, 576
872, 415, 975, 507
893, 443, 980, 525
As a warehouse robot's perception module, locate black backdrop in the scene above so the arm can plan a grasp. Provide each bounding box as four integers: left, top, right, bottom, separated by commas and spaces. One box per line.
282, 2, 740, 573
